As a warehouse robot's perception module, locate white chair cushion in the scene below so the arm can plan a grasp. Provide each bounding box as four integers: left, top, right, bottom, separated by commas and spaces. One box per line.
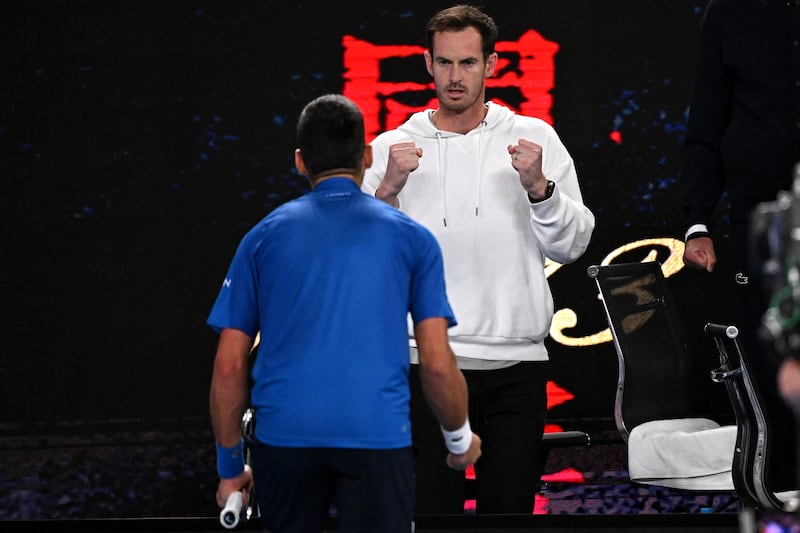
627, 418, 737, 491
777, 490, 800, 511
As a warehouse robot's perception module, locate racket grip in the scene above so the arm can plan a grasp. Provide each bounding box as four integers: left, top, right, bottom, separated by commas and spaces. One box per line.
220, 491, 243, 529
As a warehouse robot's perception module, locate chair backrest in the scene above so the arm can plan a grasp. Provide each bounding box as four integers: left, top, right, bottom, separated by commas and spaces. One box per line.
705, 322, 790, 512
587, 261, 696, 441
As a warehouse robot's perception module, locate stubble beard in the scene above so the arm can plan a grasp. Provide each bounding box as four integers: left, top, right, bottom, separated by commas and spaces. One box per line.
436, 83, 484, 115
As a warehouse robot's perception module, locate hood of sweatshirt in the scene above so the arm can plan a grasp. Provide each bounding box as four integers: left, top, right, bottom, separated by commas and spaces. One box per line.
394, 102, 517, 226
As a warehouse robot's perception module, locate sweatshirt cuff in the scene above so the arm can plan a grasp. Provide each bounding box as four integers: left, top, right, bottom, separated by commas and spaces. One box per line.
685, 223, 709, 242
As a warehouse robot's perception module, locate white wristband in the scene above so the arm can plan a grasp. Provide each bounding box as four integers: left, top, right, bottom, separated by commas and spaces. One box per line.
440, 419, 472, 455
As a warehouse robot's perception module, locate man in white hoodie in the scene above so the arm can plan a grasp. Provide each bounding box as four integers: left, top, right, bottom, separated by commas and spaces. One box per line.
362, 4, 595, 514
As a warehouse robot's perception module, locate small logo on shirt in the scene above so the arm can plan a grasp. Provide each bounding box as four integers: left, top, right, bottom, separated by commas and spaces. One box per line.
223, 278, 232, 288
734, 272, 749, 285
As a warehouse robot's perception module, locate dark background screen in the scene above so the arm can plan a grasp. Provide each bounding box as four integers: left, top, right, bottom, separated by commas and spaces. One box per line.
1, 0, 737, 428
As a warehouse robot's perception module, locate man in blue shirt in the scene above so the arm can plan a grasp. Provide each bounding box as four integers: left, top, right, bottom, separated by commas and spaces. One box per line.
207, 94, 481, 533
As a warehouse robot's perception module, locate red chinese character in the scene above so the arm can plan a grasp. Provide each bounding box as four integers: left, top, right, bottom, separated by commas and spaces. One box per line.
343, 30, 559, 141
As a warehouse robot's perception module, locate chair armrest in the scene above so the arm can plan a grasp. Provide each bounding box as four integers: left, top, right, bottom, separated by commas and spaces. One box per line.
542, 430, 591, 448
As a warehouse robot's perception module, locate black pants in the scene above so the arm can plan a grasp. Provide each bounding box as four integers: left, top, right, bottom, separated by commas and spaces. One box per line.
250, 442, 414, 533
409, 360, 549, 514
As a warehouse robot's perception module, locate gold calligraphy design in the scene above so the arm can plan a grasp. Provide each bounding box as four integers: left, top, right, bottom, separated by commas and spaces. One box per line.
549, 238, 685, 346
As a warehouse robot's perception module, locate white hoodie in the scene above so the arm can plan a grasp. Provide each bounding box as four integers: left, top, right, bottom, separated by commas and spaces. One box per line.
363, 101, 595, 364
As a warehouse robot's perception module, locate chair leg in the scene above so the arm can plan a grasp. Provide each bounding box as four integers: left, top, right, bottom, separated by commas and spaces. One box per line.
737, 506, 757, 533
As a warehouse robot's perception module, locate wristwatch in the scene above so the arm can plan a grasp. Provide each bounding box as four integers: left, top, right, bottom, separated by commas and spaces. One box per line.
528, 180, 555, 204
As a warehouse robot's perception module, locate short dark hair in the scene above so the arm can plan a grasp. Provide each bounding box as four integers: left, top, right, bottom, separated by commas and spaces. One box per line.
426, 4, 498, 59
296, 94, 365, 179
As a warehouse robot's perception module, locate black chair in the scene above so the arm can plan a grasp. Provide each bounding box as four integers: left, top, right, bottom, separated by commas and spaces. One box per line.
705, 322, 800, 512
587, 261, 737, 492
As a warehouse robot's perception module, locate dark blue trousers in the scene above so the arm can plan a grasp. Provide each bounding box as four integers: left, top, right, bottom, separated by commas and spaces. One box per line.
250, 442, 414, 533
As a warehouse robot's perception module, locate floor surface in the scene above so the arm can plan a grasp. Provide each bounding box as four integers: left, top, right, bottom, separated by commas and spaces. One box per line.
0, 416, 743, 523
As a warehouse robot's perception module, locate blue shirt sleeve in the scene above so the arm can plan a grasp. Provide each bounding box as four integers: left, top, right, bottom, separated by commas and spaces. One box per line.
207, 237, 260, 338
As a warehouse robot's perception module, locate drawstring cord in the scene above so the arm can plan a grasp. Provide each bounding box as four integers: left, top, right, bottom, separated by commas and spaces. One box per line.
436, 131, 448, 227
474, 120, 486, 217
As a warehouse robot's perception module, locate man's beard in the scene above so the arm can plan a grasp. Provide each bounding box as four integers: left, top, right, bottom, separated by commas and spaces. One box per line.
436, 84, 482, 113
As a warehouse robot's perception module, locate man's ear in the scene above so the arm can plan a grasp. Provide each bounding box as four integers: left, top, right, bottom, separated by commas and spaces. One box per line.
363, 144, 373, 170
294, 148, 307, 176
424, 49, 434, 76
485, 52, 498, 78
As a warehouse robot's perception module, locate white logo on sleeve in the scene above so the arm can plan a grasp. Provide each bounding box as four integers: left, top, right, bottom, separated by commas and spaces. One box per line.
223, 278, 232, 288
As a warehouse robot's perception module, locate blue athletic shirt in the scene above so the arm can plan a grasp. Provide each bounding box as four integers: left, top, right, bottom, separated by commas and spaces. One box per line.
208, 178, 456, 449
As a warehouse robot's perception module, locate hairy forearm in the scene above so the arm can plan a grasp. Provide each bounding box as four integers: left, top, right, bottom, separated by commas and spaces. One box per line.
210, 372, 247, 446
209, 329, 252, 446
415, 318, 468, 430
420, 358, 468, 430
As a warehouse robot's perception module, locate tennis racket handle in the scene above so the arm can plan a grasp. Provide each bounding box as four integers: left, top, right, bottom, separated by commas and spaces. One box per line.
220, 491, 243, 529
